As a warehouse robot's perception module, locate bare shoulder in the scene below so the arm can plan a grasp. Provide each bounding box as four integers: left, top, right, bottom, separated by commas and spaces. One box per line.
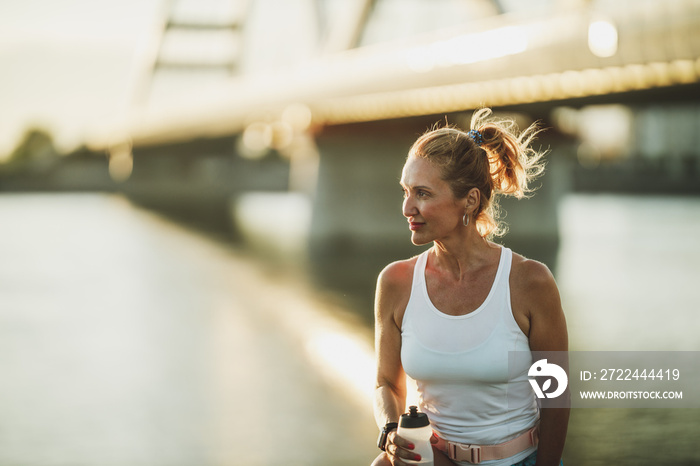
377, 257, 417, 290
510, 252, 556, 288
509, 252, 562, 316
375, 256, 419, 328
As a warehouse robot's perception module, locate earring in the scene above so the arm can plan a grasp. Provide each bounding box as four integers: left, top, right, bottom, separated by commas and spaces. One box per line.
463, 212, 470, 226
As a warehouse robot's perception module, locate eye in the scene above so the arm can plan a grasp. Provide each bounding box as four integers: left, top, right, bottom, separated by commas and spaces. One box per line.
417, 190, 428, 198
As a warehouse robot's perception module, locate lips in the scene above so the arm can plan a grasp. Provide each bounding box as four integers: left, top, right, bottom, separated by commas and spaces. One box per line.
409, 222, 424, 231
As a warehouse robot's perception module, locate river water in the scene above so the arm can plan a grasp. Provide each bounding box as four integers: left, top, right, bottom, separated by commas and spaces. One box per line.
0, 192, 698, 465
0, 193, 378, 466
554, 195, 700, 465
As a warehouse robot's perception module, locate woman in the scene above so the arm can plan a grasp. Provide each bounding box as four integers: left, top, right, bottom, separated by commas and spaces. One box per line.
372, 109, 569, 466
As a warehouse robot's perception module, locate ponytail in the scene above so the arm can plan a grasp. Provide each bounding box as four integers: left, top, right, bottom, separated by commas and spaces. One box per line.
472, 108, 546, 199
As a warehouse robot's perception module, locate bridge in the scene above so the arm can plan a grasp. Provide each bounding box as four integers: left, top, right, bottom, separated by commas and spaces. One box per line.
76, 0, 700, 268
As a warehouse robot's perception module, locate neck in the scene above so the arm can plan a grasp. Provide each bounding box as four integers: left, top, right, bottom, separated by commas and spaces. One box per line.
431, 228, 496, 280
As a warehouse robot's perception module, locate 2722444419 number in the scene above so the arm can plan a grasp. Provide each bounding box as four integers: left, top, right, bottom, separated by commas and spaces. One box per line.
596, 368, 680, 381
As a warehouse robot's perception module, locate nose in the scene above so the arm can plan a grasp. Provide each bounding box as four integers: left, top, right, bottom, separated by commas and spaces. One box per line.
402, 195, 418, 218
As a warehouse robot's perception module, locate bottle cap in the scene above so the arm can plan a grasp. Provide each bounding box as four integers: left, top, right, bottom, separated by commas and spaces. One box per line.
399, 405, 430, 428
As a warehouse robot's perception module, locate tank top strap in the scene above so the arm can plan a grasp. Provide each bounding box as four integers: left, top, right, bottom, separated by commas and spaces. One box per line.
490, 246, 512, 301
411, 250, 429, 293
497, 247, 513, 287
403, 251, 428, 331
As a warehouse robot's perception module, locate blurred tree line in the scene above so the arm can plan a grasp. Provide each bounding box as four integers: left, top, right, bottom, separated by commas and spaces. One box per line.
1, 128, 58, 175
0, 128, 114, 191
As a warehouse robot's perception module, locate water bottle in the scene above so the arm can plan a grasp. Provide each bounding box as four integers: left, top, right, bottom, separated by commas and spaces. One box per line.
398, 406, 434, 465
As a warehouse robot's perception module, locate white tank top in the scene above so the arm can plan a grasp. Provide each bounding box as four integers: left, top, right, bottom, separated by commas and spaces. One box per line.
400, 247, 538, 466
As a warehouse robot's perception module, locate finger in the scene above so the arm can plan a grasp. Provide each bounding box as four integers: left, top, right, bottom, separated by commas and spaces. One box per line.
389, 432, 416, 451
430, 432, 439, 444
388, 450, 405, 466
387, 432, 423, 464
389, 443, 423, 463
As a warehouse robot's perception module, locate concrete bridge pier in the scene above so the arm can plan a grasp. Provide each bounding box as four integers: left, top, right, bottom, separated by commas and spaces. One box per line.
122, 136, 291, 234
309, 121, 420, 257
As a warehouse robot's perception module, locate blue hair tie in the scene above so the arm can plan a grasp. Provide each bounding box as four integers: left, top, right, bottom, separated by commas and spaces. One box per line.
468, 129, 484, 147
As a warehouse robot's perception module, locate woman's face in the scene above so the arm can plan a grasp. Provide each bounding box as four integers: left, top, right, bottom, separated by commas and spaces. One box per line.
400, 156, 465, 245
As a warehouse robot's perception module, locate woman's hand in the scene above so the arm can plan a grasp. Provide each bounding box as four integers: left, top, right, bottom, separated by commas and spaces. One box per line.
384, 430, 422, 465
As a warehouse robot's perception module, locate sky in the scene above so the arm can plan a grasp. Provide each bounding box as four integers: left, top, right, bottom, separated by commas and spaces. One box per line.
0, 0, 322, 158
0, 0, 162, 157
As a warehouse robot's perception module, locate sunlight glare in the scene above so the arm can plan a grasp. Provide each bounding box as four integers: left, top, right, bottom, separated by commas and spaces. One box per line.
588, 20, 618, 58
405, 26, 528, 73
305, 331, 375, 403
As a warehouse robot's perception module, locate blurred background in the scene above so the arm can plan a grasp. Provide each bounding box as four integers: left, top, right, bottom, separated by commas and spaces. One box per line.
1, 0, 699, 464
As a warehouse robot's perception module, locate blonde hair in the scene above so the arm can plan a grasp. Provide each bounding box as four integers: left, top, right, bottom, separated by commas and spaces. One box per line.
407, 108, 546, 238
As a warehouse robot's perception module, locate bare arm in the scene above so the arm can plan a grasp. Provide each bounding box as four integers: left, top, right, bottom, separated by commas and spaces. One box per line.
373, 262, 408, 427
373, 261, 422, 465
519, 260, 570, 466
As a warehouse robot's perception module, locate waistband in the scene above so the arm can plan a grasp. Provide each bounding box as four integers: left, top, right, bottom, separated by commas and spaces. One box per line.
433, 425, 539, 464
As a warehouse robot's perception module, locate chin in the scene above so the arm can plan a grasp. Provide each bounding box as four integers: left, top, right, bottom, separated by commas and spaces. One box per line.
410, 233, 432, 246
